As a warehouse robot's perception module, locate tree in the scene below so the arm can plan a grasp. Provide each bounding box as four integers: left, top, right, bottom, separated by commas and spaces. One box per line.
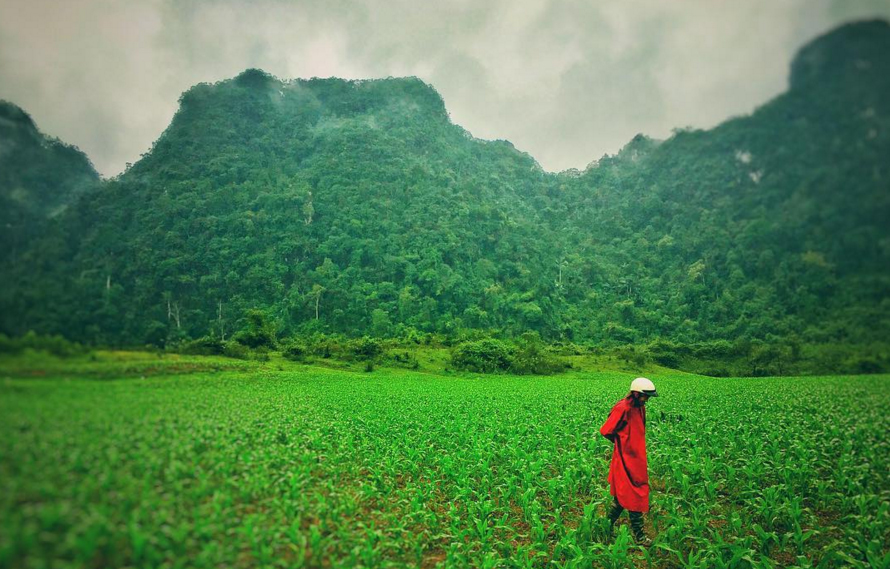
233, 309, 277, 349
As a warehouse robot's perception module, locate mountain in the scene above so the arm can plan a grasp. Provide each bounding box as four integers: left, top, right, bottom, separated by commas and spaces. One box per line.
2, 72, 555, 344
1, 21, 888, 356
0, 101, 100, 265
555, 19, 890, 345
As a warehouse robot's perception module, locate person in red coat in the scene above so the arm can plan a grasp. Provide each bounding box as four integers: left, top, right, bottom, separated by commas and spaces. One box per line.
600, 377, 658, 545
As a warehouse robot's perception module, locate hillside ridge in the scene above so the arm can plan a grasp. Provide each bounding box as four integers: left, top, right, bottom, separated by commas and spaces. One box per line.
0, 20, 887, 364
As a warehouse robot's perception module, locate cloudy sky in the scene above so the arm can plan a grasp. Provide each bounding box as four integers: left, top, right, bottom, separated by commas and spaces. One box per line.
2, 0, 889, 177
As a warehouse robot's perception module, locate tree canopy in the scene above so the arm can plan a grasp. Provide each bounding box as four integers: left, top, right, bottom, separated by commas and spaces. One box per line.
1, 22, 888, 351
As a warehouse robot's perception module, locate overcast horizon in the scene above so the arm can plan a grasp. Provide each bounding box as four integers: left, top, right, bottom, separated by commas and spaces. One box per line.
2, 0, 890, 178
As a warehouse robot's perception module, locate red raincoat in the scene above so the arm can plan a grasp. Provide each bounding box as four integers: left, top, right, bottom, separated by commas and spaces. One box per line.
600, 396, 649, 512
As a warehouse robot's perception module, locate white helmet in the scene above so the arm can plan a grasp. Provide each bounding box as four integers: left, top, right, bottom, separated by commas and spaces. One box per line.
630, 377, 658, 397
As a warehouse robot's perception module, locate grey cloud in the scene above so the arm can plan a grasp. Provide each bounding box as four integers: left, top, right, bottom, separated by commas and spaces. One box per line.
1, 0, 889, 177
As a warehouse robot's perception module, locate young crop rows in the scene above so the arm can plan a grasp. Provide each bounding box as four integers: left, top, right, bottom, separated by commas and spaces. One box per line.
1, 370, 888, 568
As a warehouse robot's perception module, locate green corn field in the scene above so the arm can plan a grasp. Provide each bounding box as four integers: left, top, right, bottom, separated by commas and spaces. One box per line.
1, 365, 888, 568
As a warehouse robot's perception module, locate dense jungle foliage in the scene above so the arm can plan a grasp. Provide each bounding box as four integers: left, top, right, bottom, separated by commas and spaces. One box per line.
0, 21, 888, 368
0, 101, 99, 267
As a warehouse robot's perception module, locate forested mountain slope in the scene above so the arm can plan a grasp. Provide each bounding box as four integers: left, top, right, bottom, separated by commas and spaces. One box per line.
0, 101, 99, 266
1, 20, 887, 350
3, 71, 555, 344
553, 20, 890, 345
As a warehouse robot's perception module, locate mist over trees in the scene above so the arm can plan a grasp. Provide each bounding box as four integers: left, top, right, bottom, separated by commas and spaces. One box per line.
1, 21, 888, 356
0, 101, 99, 267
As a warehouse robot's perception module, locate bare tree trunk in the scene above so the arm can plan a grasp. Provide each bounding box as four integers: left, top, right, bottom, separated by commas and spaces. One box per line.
218, 299, 225, 340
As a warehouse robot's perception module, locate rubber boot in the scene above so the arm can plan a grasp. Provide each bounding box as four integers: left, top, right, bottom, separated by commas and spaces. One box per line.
629, 511, 652, 546
606, 498, 623, 539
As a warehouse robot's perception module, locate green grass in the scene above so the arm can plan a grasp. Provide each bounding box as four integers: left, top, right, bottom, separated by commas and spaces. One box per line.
1, 356, 888, 568
0, 344, 677, 380
0, 349, 263, 378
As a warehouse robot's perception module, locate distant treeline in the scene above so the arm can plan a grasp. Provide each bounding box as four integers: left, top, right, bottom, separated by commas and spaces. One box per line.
172, 315, 890, 376
6, 304, 886, 377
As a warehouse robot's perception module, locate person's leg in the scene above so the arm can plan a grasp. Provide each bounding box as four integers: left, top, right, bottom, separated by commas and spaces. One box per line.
628, 510, 651, 545
607, 496, 623, 531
